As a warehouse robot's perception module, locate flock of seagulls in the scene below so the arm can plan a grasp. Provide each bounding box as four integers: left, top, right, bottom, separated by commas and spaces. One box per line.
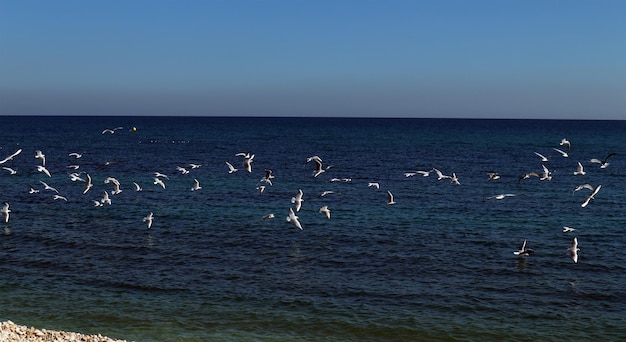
0, 128, 618, 266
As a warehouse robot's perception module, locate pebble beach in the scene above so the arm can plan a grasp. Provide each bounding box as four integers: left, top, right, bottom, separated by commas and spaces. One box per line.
0, 321, 126, 342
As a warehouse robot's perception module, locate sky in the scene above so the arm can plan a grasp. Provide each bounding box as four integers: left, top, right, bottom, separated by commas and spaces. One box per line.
1, 0, 625, 119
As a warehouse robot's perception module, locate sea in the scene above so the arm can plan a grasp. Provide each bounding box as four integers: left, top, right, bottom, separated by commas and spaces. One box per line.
0, 116, 624, 341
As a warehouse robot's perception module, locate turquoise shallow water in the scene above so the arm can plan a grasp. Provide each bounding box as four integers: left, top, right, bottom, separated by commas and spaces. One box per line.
0, 117, 625, 341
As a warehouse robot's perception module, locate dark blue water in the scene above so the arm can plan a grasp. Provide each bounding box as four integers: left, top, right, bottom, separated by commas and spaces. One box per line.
0, 116, 625, 341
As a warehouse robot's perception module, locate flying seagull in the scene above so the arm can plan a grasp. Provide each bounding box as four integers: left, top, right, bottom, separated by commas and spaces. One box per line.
1, 202, 10, 223
573, 162, 586, 176
319, 205, 331, 219
0, 148, 22, 164
387, 190, 396, 205
291, 189, 304, 212
287, 207, 303, 230
581, 184, 601, 208
513, 239, 534, 256
568, 237, 579, 263
143, 212, 154, 229
590, 152, 616, 169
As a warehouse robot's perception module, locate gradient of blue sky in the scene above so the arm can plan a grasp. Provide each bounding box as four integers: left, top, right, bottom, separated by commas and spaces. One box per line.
1, 0, 624, 118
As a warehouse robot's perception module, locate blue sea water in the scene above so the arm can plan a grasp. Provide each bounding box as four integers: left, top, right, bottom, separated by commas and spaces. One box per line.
0, 116, 625, 341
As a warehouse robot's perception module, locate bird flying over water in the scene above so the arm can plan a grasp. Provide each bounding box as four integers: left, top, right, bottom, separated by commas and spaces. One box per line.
513, 239, 534, 256
590, 152, 616, 169
225, 161, 238, 174
534, 152, 549, 162
319, 205, 331, 219
387, 190, 396, 205
568, 237, 579, 263
573, 162, 586, 176
581, 184, 601, 208
291, 189, 304, 212
560, 138, 571, 152
0, 148, 22, 164
553, 148, 568, 158
35, 150, 46, 166
563, 226, 576, 233
1, 202, 10, 223
287, 207, 303, 230
143, 212, 154, 229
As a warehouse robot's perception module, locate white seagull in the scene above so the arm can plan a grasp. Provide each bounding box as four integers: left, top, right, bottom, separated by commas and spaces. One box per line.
101, 191, 112, 205
573, 183, 594, 194
563, 226, 576, 233
560, 138, 571, 152
573, 162, 586, 176
83, 174, 93, 194
485, 193, 519, 201
225, 161, 238, 174
368, 182, 380, 189
68, 152, 82, 159
262, 213, 275, 220
568, 237, 579, 263
1, 202, 10, 223
581, 184, 601, 208
133, 182, 143, 192
191, 178, 202, 191
319, 205, 331, 219
35, 150, 46, 166
432, 168, 450, 181
39, 181, 59, 194
153, 177, 166, 189
287, 207, 303, 230
487, 172, 501, 181
102, 127, 123, 134
2, 167, 17, 175
513, 239, 534, 256
308, 156, 326, 177
291, 189, 304, 212
589, 152, 616, 169
0, 148, 22, 164
553, 148, 569, 158
36, 165, 51, 177
387, 190, 396, 205
53, 194, 68, 201
243, 154, 254, 173
143, 212, 154, 228
534, 152, 549, 162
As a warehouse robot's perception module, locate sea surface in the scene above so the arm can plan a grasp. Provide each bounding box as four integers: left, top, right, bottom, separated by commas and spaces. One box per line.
0, 116, 625, 341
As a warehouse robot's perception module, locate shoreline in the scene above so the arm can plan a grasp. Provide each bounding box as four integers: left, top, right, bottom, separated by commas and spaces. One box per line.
0, 320, 127, 342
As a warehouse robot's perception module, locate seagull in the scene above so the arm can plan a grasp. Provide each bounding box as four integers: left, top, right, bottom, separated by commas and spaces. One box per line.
534, 152, 549, 162
449, 173, 460, 185
176, 166, 190, 175
53, 194, 68, 201
66, 165, 80, 170
225, 161, 238, 174
1, 202, 10, 223
68, 152, 82, 159
39, 181, 59, 194
291, 189, 304, 212
368, 182, 380, 189
404, 172, 417, 177
319, 205, 331, 219
153, 177, 166, 189
485, 193, 519, 201
36, 165, 51, 177
0, 148, 22, 164
260, 169, 274, 186
417, 170, 431, 177
101, 191, 112, 205
34, 150, 46, 165
191, 178, 202, 191
581, 184, 601, 208
105, 177, 122, 195
568, 237, 579, 263
188, 163, 202, 169
563, 226, 576, 233
573, 162, 586, 176
102, 127, 123, 134
560, 138, 571, 152
308, 156, 326, 177
243, 154, 254, 173
262, 213, 275, 220
487, 172, 500, 181
518, 171, 541, 183
28, 186, 39, 194
319, 191, 336, 197
432, 168, 450, 181
133, 182, 143, 192
69, 172, 85, 182
387, 190, 396, 205
2, 167, 17, 175
92, 200, 103, 207
83, 174, 93, 194
573, 183, 594, 194
287, 207, 303, 230
143, 212, 153, 229
154, 172, 169, 179
513, 239, 534, 256
590, 152, 616, 169
553, 148, 569, 158
539, 164, 552, 181
256, 185, 266, 194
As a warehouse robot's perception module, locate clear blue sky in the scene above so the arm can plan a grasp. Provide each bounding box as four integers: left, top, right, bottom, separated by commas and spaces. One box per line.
1, 0, 624, 118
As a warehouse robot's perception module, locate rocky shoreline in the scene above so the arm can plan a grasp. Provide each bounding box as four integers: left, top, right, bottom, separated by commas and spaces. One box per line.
0, 321, 127, 342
